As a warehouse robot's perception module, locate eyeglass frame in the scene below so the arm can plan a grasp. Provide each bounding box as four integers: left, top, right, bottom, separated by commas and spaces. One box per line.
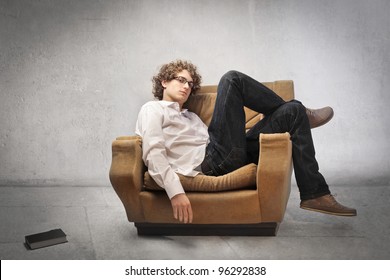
173, 76, 194, 89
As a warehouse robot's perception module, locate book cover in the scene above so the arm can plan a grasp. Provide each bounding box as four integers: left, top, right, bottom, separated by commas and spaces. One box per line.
25, 228, 68, 250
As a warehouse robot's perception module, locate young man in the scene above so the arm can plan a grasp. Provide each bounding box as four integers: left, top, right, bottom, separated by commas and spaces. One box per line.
135, 59, 357, 224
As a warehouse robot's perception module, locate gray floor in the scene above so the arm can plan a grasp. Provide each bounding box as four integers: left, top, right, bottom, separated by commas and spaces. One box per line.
0, 184, 389, 260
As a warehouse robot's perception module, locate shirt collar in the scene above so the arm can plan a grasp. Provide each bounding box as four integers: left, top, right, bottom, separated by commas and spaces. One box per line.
159, 101, 188, 114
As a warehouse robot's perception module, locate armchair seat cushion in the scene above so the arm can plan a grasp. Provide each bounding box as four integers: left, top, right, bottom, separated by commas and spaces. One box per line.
143, 163, 257, 192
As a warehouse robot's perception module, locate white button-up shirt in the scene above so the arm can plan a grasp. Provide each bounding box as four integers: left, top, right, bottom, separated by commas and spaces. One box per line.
135, 101, 209, 199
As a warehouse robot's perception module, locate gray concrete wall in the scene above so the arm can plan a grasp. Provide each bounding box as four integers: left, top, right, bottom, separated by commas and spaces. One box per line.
1, 0, 389, 186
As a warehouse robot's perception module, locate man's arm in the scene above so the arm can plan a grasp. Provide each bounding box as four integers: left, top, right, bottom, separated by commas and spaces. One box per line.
135, 103, 193, 223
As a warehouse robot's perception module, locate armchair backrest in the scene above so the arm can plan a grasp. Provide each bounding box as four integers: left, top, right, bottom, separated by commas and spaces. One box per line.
184, 81, 295, 130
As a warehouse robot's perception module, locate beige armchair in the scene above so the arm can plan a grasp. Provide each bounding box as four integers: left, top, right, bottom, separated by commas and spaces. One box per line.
109, 81, 294, 236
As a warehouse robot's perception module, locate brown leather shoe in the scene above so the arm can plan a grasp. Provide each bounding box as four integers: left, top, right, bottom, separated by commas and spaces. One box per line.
300, 194, 357, 216
306, 107, 334, 129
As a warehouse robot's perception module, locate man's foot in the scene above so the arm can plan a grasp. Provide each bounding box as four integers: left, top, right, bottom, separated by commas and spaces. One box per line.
306, 107, 334, 129
300, 194, 357, 216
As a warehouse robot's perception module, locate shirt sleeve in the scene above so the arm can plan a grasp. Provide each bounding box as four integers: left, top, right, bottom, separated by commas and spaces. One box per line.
135, 103, 185, 199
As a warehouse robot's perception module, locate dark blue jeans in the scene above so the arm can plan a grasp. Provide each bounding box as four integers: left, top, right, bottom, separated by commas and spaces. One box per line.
202, 70, 330, 200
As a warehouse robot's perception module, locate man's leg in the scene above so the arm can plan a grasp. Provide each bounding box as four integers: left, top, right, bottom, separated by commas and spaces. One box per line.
246, 101, 356, 216
204, 70, 356, 216
203, 70, 286, 176
246, 100, 330, 200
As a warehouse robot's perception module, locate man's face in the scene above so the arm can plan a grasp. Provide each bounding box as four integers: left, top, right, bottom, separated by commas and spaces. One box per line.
162, 69, 193, 108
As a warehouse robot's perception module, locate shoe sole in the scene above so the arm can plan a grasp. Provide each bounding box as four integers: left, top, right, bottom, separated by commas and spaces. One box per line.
300, 205, 357, 216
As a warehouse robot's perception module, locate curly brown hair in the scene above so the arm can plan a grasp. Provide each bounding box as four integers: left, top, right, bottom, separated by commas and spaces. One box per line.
152, 59, 202, 100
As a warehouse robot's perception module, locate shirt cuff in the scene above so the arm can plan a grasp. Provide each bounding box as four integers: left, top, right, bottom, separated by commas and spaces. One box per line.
164, 176, 185, 200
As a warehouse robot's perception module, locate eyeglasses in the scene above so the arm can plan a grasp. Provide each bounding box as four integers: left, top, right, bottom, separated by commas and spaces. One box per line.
173, 76, 194, 89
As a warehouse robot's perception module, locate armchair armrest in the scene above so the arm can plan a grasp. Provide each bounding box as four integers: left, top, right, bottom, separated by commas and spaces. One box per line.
109, 135, 145, 222
256, 132, 293, 222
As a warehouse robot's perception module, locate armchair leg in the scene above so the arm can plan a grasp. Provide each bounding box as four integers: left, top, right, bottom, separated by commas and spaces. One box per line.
134, 222, 279, 236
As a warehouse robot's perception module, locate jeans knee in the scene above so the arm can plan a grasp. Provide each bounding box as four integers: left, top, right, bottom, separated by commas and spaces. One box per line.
269, 101, 307, 133
221, 70, 241, 82
283, 100, 306, 116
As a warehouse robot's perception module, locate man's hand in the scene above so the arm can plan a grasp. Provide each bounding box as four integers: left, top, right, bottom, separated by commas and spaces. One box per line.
170, 193, 193, 223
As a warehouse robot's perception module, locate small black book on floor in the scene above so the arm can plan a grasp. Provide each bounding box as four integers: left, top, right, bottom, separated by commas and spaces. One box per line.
25, 228, 68, 250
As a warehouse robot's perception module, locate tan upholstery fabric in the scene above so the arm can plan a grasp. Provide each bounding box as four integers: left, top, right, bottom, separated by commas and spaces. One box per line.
184, 86, 217, 126
257, 133, 292, 222
140, 190, 262, 224
143, 163, 257, 192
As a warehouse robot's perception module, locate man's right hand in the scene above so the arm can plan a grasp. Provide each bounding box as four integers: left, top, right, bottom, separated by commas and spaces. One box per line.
170, 193, 193, 223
